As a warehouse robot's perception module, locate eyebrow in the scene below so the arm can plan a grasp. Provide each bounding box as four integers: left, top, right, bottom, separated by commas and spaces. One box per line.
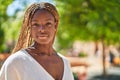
32, 18, 54, 22
31, 20, 38, 22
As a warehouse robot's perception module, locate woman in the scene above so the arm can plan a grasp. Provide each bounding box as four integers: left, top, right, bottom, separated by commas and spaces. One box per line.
0, 2, 74, 80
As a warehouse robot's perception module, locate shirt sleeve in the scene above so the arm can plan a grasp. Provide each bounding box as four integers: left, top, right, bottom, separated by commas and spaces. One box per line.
0, 59, 19, 80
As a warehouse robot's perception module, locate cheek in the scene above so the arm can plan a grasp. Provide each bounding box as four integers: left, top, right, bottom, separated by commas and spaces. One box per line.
50, 29, 56, 36
52, 32, 56, 41
30, 30, 36, 38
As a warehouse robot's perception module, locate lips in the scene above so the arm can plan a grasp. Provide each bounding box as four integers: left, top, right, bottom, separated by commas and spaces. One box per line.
37, 34, 48, 39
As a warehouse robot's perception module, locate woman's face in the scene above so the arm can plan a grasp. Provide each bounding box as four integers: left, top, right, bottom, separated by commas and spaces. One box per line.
31, 9, 57, 45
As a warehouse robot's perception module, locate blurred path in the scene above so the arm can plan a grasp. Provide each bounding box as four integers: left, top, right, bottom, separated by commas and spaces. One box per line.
87, 56, 120, 80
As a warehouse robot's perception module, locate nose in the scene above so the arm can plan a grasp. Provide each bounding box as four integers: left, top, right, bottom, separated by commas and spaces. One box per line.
38, 25, 45, 32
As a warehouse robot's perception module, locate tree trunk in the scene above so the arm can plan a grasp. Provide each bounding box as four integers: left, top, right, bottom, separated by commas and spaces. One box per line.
101, 40, 107, 78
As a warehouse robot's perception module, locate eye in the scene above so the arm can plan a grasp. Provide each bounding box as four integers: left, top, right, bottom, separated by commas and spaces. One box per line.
32, 23, 40, 27
45, 22, 52, 27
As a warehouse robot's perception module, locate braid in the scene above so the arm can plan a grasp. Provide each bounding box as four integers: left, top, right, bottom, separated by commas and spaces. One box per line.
12, 2, 59, 53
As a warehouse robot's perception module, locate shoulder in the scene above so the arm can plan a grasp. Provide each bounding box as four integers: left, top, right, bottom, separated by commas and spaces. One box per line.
2, 49, 28, 67
57, 53, 70, 64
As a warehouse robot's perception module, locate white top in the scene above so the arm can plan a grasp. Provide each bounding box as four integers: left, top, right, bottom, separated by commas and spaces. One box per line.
0, 49, 74, 80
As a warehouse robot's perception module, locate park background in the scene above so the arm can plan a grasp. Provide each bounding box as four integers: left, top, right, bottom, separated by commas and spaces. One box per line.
0, 0, 120, 80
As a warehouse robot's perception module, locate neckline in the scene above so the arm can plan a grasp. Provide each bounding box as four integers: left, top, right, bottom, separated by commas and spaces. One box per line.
22, 49, 65, 80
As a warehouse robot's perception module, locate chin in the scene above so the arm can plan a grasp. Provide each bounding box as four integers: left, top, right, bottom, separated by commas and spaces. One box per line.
37, 40, 52, 45
35, 38, 53, 45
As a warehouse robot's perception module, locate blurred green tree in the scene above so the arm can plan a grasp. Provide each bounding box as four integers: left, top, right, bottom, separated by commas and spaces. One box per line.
0, 0, 32, 53
54, 0, 120, 77
0, 0, 12, 52
55, 0, 120, 49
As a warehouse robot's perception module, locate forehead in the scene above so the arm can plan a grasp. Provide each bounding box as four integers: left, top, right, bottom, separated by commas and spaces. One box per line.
32, 9, 55, 20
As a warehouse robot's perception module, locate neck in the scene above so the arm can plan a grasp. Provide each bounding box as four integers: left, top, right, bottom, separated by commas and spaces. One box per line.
30, 42, 56, 56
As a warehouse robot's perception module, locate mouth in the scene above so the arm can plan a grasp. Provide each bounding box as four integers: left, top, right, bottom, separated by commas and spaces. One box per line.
37, 35, 48, 39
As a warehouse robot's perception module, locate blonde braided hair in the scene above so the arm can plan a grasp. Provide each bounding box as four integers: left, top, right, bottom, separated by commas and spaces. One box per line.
12, 2, 59, 53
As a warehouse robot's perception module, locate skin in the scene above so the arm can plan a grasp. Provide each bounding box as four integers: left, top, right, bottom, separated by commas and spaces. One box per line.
26, 9, 64, 80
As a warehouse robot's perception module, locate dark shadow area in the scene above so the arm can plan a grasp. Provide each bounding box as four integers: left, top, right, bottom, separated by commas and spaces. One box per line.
89, 74, 120, 80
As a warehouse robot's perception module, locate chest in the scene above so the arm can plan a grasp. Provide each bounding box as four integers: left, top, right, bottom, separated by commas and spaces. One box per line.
34, 56, 64, 80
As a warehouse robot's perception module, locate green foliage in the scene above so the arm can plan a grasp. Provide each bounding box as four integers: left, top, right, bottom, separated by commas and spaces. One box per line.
54, 0, 120, 51
78, 52, 88, 57
0, 0, 13, 52
73, 72, 78, 80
